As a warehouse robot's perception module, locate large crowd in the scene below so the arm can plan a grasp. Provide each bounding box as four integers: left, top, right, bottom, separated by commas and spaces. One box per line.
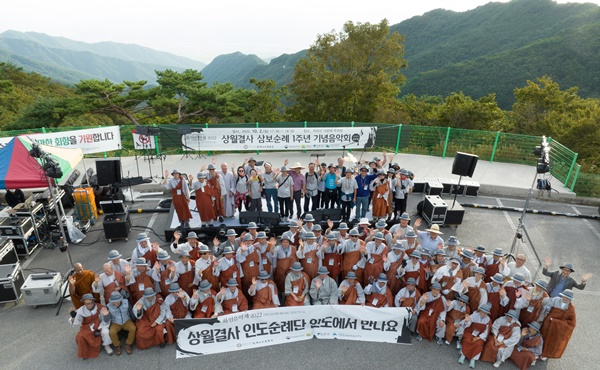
67, 153, 593, 369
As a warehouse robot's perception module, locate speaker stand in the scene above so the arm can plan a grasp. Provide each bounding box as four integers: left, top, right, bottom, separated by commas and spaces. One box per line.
452, 175, 462, 208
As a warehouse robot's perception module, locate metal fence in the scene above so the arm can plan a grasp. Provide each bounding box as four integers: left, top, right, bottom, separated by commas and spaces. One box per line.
0, 122, 586, 195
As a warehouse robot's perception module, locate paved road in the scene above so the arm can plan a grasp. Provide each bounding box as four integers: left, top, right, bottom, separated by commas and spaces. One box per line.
0, 194, 597, 370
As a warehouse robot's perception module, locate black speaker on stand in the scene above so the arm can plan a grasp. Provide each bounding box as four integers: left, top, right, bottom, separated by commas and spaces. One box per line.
447, 152, 478, 226
96, 159, 122, 186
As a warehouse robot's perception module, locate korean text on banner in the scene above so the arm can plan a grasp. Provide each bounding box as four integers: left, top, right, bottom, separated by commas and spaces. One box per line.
175, 305, 411, 358
180, 127, 378, 151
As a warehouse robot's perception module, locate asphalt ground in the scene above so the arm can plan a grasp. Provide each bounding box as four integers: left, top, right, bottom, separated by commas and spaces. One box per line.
0, 193, 598, 370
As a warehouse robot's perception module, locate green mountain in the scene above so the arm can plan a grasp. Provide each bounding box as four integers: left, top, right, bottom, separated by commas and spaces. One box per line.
0, 31, 206, 85
201, 51, 267, 85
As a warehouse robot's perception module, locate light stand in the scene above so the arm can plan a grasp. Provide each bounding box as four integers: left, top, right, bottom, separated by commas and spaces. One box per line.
179, 126, 197, 160
452, 175, 463, 208
508, 136, 550, 277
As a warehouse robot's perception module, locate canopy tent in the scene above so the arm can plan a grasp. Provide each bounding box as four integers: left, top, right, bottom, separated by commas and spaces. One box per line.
0, 137, 83, 189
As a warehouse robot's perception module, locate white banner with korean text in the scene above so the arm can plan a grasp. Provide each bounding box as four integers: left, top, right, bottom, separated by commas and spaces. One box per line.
181, 126, 377, 151
0, 126, 121, 154
175, 305, 411, 358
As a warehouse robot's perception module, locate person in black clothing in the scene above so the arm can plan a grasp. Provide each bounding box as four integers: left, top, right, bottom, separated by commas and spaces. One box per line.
5, 189, 25, 207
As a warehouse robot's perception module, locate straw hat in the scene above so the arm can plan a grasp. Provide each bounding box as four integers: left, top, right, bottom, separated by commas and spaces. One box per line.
424, 224, 443, 234
290, 162, 305, 169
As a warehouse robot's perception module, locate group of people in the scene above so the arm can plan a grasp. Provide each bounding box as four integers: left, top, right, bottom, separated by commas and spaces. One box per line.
161, 150, 415, 226
68, 213, 592, 369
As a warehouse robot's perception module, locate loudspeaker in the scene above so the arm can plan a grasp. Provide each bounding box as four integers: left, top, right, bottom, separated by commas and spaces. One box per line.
452, 152, 478, 177
96, 160, 122, 186
239, 211, 260, 224
307, 209, 324, 222
260, 212, 280, 226
322, 208, 343, 221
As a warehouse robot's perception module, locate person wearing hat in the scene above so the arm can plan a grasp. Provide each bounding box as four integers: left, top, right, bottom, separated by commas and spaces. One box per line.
287, 162, 306, 219
320, 233, 342, 282
399, 250, 427, 294
173, 251, 197, 297
246, 168, 263, 212
338, 271, 366, 305
352, 217, 371, 241
253, 231, 275, 276
366, 219, 393, 246
389, 212, 414, 242
237, 233, 262, 302
542, 257, 592, 298
242, 157, 260, 176
162, 169, 193, 224
214, 246, 242, 289
311, 224, 325, 246
458, 302, 493, 368
108, 249, 130, 276
509, 321, 544, 369
310, 266, 338, 305
131, 232, 160, 268
164, 283, 191, 344
484, 248, 510, 284
321, 163, 340, 209
284, 262, 310, 306
354, 165, 377, 221
272, 235, 299, 296
457, 266, 488, 314
190, 280, 222, 318
213, 229, 241, 258
282, 219, 302, 247
384, 241, 407, 296
152, 250, 176, 297
363, 231, 389, 287
325, 220, 350, 244
392, 169, 413, 219
68, 293, 112, 358
518, 280, 549, 327
432, 256, 463, 300
132, 287, 167, 349
486, 273, 510, 323
125, 258, 155, 303
443, 236, 461, 260
205, 162, 226, 222
189, 171, 218, 226
415, 282, 448, 344
299, 213, 315, 235
459, 249, 477, 280
472, 245, 488, 268
275, 165, 294, 221
430, 249, 448, 275
297, 231, 321, 280
218, 162, 236, 218
170, 231, 201, 260
303, 162, 321, 213
194, 244, 220, 290
106, 291, 136, 355
262, 162, 279, 214
444, 294, 470, 346
412, 218, 444, 256
248, 271, 280, 309
480, 309, 522, 366
370, 170, 390, 221
364, 273, 394, 308
338, 167, 357, 222
92, 262, 129, 307
507, 254, 532, 285
540, 289, 576, 360
394, 277, 421, 311
403, 230, 420, 256
340, 229, 366, 284
217, 278, 249, 314
68, 262, 100, 310
501, 273, 528, 316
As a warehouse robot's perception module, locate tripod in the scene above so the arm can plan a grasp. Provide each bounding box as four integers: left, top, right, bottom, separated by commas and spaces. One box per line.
179, 126, 197, 159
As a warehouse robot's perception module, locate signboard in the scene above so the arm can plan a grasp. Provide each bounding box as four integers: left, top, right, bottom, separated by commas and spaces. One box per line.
181, 127, 377, 151
0, 126, 121, 154
132, 131, 156, 149
175, 305, 411, 358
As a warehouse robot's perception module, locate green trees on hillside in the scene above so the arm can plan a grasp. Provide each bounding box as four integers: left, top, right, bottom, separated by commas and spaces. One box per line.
288, 20, 407, 122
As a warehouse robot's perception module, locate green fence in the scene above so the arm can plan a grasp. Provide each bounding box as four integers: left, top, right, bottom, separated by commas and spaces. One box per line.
1, 122, 588, 195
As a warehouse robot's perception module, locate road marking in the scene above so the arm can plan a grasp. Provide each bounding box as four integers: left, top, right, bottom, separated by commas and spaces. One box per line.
571, 206, 600, 241
146, 212, 159, 231
20, 247, 42, 271
496, 198, 538, 270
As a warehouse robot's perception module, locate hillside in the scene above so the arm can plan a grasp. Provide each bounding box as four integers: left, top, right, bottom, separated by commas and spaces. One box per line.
0, 31, 206, 85
201, 52, 267, 85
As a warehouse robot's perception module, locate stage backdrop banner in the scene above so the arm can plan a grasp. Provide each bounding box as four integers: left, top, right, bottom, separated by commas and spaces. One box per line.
181, 127, 377, 151
175, 305, 411, 358
0, 126, 121, 154
132, 131, 156, 150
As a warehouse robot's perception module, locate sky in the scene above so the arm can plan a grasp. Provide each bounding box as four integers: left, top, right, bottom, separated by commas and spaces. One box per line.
1, 0, 599, 63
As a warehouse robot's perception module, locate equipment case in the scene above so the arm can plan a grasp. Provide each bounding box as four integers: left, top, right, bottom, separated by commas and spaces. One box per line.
22, 272, 63, 307
0, 263, 25, 303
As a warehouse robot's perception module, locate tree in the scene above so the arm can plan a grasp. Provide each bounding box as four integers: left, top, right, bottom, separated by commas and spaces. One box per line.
288, 19, 407, 122
17, 96, 89, 128
75, 79, 152, 125
247, 78, 285, 123
436, 92, 505, 131
152, 69, 211, 124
